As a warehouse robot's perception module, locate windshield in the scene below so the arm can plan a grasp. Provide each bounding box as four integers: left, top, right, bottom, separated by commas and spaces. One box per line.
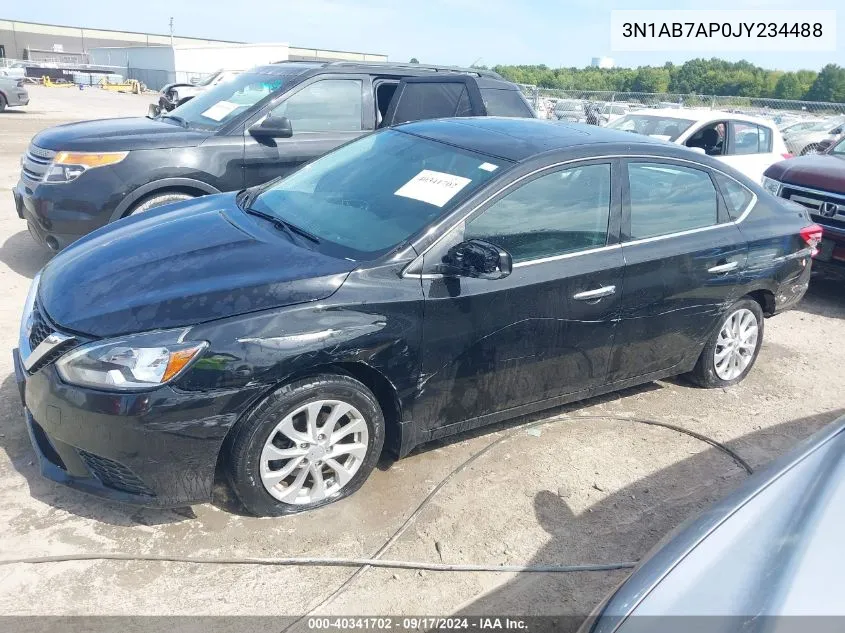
249, 129, 512, 260
607, 114, 695, 141
165, 70, 298, 129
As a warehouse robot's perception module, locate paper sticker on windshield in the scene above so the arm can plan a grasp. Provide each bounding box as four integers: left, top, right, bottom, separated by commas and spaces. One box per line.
201, 101, 240, 122
394, 170, 472, 207
479, 162, 498, 172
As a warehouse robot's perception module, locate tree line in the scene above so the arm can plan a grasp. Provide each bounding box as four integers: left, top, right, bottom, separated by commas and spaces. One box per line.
486, 59, 845, 103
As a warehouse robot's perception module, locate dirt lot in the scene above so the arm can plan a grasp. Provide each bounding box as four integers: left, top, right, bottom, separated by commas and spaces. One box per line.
0, 86, 844, 625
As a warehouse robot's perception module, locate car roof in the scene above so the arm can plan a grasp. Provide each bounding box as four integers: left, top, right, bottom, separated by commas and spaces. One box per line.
252, 60, 504, 80
628, 108, 777, 127
397, 117, 674, 162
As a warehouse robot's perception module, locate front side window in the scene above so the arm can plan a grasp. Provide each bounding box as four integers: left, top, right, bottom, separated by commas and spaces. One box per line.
731, 122, 773, 155
250, 130, 510, 260
628, 162, 718, 240
270, 79, 363, 133
464, 164, 611, 263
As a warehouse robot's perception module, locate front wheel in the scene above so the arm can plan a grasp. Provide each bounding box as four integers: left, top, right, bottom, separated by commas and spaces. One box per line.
227, 375, 385, 516
689, 298, 764, 388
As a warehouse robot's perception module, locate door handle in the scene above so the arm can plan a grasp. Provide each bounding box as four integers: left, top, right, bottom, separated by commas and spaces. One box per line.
573, 285, 616, 301
708, 261, 739, 274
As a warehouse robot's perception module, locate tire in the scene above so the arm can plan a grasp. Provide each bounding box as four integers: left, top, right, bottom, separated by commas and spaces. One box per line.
227, 374, 385, 516
0, 94, 7, 113
128, 192, 193, 216
689, 298, 764, 389
800, 143, 822, 156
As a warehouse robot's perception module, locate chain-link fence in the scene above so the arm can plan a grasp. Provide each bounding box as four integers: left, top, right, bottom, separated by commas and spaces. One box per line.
518, 85, 845, 127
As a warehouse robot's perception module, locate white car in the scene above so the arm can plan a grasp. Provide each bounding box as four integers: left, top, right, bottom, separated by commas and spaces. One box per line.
607, 109, 791, 182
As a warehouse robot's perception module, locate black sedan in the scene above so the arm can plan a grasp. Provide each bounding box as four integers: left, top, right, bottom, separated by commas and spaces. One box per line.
13, 118, 820, 516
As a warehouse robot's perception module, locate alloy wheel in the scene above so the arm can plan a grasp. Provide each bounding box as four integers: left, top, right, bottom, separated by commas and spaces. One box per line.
713, 308, 759, 381
259, 399, 369, 504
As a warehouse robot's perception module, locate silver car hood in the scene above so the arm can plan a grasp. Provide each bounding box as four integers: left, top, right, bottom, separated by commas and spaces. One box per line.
593, 417, 845, 630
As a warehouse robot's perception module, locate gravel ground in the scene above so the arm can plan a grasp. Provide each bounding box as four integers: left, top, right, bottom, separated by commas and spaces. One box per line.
0, 86, 843, 625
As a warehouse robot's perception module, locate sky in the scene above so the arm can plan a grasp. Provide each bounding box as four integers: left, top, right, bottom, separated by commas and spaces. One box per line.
3, 0, 843, 71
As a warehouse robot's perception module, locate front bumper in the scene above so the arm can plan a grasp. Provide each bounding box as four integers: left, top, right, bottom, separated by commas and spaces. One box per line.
13, 347, 250, 508
14, 174, 117, 251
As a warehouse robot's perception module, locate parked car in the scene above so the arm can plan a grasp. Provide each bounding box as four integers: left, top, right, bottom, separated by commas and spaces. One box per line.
607, 109, 791, 182
553, 99, 585, 122
14, 118, 819, 515
0, 76, 30, 112
13, 61, 534, 252
782, 117, 845, 156
0, 61, 27, 79
763, 136, 845, 273
779, 117, 825, 134
581, 415, 845, 632
151, 69, 244, 116
598, 102, 630, 126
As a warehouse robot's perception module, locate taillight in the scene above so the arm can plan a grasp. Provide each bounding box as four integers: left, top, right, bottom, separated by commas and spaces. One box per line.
781, 153, 793, 159
800, 224, 823, 257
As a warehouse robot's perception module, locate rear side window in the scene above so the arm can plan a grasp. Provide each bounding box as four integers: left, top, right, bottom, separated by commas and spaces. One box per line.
714, 173, 754, 220
731, 121, 774, 155
465, 164, 611, 262
627, 163, 718, 240
390, 82, 469, 125
480, 89, 533, 117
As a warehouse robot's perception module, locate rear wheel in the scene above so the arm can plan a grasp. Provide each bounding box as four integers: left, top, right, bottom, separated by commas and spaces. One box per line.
128, 192, 193, 216
227, 374, 385, 516
689, 298, 764, 388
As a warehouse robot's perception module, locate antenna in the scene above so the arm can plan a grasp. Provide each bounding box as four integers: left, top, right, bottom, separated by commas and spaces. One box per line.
169, 17, 174, 47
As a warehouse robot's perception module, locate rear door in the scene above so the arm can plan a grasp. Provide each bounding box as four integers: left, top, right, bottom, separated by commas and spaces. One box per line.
607, 159, 748, 383
242, 74, 372, 187
719, 120, 778, 183
382, 75, 487, 127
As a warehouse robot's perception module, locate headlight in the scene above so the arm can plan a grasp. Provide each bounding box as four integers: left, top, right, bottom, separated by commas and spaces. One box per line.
42, 151, 128, 184
56, 329, 207, 391
761, 176, 782, 197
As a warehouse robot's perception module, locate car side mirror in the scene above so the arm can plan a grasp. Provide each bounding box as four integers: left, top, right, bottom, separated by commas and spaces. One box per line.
688, 146, 706, 155
249, 115, 293, 139
832, 127, 843, 135
437, 239, 513, 280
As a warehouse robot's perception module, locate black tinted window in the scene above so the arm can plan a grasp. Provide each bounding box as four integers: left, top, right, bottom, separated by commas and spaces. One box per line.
391, 83, 468, 124
270, 79, 362, 132
465, 164, 611, 263
481, 89, 533, 117
628, 163, 718, 239
714, 173, 753, 220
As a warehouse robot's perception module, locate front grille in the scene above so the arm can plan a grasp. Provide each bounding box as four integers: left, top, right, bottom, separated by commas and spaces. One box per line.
77, 450, 156, 497
783, 186, 845, 231
21, 144, 55, 187
28, 300, 52, 350
25, 301, 77, 374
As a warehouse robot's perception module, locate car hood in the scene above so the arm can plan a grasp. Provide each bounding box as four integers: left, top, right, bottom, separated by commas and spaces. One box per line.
765, 154, 845, 193
38, 193, 355, 338
31, 117, 212, 152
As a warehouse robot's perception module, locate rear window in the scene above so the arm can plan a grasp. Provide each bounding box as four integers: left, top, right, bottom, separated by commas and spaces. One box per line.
480, 89, 533, 117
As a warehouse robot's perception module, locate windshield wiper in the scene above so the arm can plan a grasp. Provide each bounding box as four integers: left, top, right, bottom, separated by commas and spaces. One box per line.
161, 114, 188, 128
237, 191, 320, 245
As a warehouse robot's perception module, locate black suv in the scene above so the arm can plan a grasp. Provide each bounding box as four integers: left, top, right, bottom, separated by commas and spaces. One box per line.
13, 61, 534, 251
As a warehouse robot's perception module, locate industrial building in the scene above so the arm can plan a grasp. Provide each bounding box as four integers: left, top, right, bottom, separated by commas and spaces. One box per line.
0, 19, 388, 88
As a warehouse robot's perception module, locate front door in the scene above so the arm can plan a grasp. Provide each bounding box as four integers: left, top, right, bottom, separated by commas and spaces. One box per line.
242, 76, 371, 187
607, 159, 748, 383
412, 161, 624, 435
